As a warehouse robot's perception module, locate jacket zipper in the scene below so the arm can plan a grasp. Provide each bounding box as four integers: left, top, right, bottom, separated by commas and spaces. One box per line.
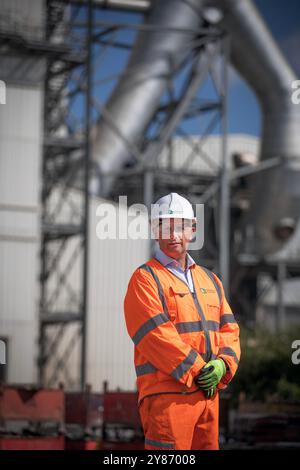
154, 258, 212, 362
153, 259, 212, 363
190, 288, 212, 363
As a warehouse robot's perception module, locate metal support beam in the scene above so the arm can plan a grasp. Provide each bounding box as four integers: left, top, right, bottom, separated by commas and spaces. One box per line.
277, 261, 287, 331
81, 0, 93, 390
219, 36, 230, 296
143, 44, 219, 170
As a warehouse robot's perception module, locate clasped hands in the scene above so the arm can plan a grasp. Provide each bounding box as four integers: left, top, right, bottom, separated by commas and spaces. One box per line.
194, 359, 226, 398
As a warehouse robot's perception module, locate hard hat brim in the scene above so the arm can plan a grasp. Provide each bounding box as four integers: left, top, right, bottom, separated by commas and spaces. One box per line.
151, 214, 196, 220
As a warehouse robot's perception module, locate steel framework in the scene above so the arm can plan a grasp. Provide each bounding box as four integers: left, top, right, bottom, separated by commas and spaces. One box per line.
38, 0, 94, 389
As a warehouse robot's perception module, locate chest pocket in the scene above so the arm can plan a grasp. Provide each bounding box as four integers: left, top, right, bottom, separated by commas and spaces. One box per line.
167, 285, 195, 323
206, 303, 220, 322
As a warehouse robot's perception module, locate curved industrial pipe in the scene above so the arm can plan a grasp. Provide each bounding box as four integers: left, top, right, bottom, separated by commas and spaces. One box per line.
92, 0, 205, 197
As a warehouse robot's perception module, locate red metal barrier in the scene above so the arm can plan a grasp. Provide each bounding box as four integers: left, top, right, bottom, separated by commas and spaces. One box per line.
0, 436, 65, 450
0, 386, 64, 423
65, 391, 102, 428
65, 439, 99, 450
103, 391, 141, 430
102, 391, 144, 450
0, 386, 146, 450
0, 385, 65, 450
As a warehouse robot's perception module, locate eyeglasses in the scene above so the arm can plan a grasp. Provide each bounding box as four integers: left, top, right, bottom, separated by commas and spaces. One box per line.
158, 219, 193, 235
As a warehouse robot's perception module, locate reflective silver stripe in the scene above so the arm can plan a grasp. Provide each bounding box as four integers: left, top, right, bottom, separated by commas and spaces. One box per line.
220, 314, 237, 328
171, 349, 197, 381
207, 320, 220, 331
145, 438, 174, 449
200, 352, 217, 361
140, 264, 170, 319
201, 267, 222, 305
132, 313, 169, 346
176, 321, 202, 333
219, 347, 239, 365
135, 362, 157, 377
175, 320, 219, 333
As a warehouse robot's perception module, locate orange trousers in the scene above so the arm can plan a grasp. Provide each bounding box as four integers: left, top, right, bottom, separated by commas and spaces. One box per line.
139, 390, 219, 450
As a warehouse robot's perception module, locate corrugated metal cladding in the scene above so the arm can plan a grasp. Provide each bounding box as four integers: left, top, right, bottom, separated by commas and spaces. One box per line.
0, 84, 42, 384
0, 86, 42, 206
0, 242, 39, 383
0, 0, 44, 36
0, 0, 45, 85
87, 196, 150, 391
43, 189, 150, 391
159, 134, 260, 174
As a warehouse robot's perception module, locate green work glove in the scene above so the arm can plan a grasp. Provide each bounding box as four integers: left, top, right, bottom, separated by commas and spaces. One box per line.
195, 359, 226, 390
205, 385, 216, 399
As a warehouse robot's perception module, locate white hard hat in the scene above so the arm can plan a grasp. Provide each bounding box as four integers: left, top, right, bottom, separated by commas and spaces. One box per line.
151, 192, 195, 220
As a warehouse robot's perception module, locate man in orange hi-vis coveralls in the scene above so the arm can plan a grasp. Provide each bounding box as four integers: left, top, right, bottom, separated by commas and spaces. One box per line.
124, 193, 240, 450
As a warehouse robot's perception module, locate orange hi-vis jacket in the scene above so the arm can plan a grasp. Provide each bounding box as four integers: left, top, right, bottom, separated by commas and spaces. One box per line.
124, 258, 240, 405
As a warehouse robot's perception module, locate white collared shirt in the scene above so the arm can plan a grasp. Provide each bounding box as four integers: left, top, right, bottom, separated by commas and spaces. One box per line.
154, 244, 196, 292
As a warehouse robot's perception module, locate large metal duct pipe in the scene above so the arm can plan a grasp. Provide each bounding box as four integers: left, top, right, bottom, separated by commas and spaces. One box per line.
92, 0, 205, 197
207, 0, 300, 257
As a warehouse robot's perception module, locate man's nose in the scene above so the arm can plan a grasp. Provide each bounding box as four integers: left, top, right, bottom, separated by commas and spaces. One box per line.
169, 225, 181, 239
169, 228, 176, 239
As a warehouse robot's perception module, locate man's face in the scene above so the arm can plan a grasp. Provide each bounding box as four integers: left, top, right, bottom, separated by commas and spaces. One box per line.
156, 218, 195, 258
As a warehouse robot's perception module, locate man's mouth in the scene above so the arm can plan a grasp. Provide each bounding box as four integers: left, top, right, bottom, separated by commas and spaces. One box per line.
168, 242, 181, 246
